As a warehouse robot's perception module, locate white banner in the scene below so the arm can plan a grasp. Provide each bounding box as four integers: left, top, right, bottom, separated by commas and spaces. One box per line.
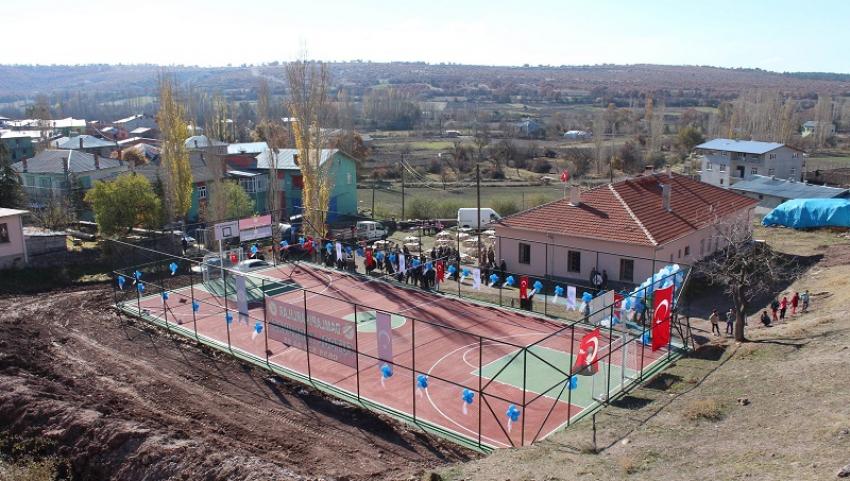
376, 311, 393, 363
234, 274, 249, 323
567, 286, 577, 311
472, 268, 481, 290
335, 242, 343, 261
399, 253, 406, 273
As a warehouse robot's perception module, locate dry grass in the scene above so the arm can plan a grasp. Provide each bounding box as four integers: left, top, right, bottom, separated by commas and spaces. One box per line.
617, 454, 641, 475
681, 398, 725, 421
0, 459, 58, 481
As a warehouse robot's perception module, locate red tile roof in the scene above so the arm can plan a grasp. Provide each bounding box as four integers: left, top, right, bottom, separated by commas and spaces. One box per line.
495, 172, 758, 246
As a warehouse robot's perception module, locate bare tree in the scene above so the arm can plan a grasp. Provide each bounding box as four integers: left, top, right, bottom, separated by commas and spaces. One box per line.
286, 59, 333, 239
698, 215, 799, 342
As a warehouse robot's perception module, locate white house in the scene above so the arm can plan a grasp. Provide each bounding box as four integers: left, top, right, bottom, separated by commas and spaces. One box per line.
695, 138, 804, 188
492, 171, 758, 285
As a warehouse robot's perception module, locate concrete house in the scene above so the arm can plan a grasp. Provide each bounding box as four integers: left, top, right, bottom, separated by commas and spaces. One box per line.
1, 131, 35, 162
695, 138, 805, 188
801, 121, 835, 138
492, 172, 758, 286
0, 208, 28, 269
226, 143, 358, 221
54, 135, 119, 157
730, 174, 849, 209
12, 150, 127, 208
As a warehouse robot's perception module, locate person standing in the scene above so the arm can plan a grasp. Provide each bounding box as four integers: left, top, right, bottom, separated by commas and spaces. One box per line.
770, 298, 780, 322
791, 292, 800, 315
779, 296, 788, 321
709, 309, 721, 336
725, 308, 735, 336
801, 290, 810, 312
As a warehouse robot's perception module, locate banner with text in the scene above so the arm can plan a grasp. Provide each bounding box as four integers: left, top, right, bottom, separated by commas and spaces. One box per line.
266, 295, 357, 367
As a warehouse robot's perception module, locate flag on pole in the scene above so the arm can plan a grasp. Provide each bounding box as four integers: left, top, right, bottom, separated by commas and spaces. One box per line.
436, 261, 445, 283
572, 327, 601, 376
335, 242, 343, 261
652, 284, 674, 351
566, 286, 577, 310
399, 253, 406, 273
560, 170, 570, 183
519, 276, 529, 300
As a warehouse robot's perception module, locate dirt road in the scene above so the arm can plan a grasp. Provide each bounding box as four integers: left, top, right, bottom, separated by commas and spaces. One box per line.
0, 284, 472, 480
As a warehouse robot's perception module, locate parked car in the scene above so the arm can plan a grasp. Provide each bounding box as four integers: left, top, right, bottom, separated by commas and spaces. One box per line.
354, 220, 388, 242
191, 257, 222, 273
235, 259, 271, 272
457, 208, 501, 230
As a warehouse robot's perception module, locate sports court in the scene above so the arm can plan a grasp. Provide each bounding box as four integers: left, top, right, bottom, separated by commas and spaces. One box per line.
115, 260, 679, 450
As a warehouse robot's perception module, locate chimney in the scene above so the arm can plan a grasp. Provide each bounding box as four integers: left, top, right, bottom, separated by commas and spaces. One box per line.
94, 153, 100, 170
62, 156, 70, 180
293, 153, 300, 166
666, 166, 673, 178
569, 185, 581, 206
21, 157, 28, 173
79, 136, 84, 149
644, 165, 654, 175
661, 183, 672, 212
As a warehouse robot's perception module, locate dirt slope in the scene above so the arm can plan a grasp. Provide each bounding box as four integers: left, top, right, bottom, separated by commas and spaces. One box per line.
442, 232, 850, 481
0, 285, 472, 481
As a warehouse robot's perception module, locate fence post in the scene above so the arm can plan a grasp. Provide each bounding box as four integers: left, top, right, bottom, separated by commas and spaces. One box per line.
263, 279, 270, 364
544, 242, 548, 317
567, 323, 575, 426
606, 304, 614, 403
478, 335, 483, 450
412, 317, 417, 423
224, 267, 232, 353
521, 347, 527, 446
353, 304, 361, 402
303, 289, 312, 382
189, 264, 199, 341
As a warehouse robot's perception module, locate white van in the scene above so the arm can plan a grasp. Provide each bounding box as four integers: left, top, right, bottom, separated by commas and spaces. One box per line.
355, 220, 388, 241
457, 208, 501, 230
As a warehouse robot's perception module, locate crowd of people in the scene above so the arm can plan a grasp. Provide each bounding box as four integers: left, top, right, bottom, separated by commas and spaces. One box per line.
709, 290, 810, 336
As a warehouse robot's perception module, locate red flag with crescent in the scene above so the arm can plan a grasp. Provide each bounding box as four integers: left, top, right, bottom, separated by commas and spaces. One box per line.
519, 275, 529, 300
572, 327, 601, 375
560, 170, 570, 183
652, 285, 674, 351
436, 261, 445, 283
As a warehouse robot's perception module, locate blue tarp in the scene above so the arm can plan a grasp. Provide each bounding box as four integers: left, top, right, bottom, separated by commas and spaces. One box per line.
762, 198, 850, 228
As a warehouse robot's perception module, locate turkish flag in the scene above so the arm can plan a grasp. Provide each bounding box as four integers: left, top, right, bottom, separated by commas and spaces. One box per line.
613, 293, 624, 322
436, 261, 444, 283
572, 327, 601, 376
560, 170, 570, 183
651, 285, 674, 351
519, 276, 529, 300
365, 248, 373, 268
229, 253, 238, 264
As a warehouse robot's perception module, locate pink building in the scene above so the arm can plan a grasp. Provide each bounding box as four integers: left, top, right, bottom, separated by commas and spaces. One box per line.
492, 172, 758, 286
0, 208, 28, 269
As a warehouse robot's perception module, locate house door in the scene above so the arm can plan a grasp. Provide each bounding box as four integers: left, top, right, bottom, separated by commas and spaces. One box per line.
737, 165, 745, 178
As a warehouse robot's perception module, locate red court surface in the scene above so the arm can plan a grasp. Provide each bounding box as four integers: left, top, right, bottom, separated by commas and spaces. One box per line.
119, 263, 672, 449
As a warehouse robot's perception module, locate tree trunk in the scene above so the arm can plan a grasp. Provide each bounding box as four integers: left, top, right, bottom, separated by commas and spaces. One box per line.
733, 287, 747, 342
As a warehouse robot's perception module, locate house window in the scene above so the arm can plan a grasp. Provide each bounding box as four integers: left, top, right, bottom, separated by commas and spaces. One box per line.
751, 168, 758, 175
792, 152, 799, 158
292, 175, 303, 189
518, 243, 531, 265
720, 178, 724, 185
347, 172, 353, 185
684, 245, 690, 256
38, 177, 51, 189
706, 162, 713, 171
567, 250, 581, 273
619, 259, 634, 282
0, 223, 9, 243
768, 168, 775, 176
769, 153, 777, 160
790, 168, 796, 176
240, 178, 256, 193
198, 185, 207, 199
721, 151, 728, 156
719, 164, 726, 172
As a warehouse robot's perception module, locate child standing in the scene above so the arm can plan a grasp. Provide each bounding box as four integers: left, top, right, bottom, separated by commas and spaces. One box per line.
709, 309, 721, 336
779, 296, 788, 321
791, 292, 800, 315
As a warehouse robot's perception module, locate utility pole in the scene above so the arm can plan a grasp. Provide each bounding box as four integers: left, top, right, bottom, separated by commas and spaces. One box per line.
401, 166, 405, 220
371, 184, 376, 219
476, 162, 481, 267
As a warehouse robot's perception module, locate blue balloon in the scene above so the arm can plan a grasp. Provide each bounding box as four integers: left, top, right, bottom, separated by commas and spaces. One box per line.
280, 240, 289, 248
505, 275, 515, 286
134, 270, 142, 280
356, 248, 364, 257
225, 312, 233, 325
412, 258, 421, 267
554, 285, 564, 297
569, 376, 578, 390
642, 332, 651, 345
425, 262, 433, 271
462, 267, 471, 277
346, 246, 353, 255
506, 404, 521, 422
169, 262, 178, 275
462, 388, 475, 404
192, 301, 200, 312
117, 275, 126, 289
489, 273, 499, 284
254, 321, 263, 334
161, 291, 169, 301
533, 280, 543, 291
380, 363, 393, 379
417, 374, 428, 389
447, 265, 457, 275
582, 292, 593, 303
325, 242, 333, 253
388, 253, 396, 263
299, 236, 305, 245
136, 282, 145, 293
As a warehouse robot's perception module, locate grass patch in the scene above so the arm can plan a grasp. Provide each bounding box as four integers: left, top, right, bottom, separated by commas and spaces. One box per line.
617, 454, 641, 475
681, 398, 724, 422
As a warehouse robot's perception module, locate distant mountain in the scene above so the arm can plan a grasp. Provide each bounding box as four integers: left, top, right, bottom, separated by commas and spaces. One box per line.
1, 63, 848, 101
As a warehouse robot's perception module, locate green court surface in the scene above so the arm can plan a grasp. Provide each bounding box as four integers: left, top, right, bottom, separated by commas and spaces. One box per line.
475, 345, 637, 408
202, 276, 295, 302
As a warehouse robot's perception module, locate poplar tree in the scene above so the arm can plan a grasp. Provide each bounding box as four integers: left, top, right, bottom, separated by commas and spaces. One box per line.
156, 75, 193, 222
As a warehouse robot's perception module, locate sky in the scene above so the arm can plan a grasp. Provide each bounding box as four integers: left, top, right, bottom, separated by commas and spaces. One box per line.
5, 0, 850, 73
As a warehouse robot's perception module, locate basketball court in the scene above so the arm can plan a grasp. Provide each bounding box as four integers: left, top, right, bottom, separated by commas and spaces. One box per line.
115, 261, 681, 450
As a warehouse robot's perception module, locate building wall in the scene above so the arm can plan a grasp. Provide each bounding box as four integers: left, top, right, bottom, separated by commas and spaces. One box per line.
1, 137, 34, 162
0, 213, 26, 269
495, 208, 753, 286
700, 147, 804, 188
281, 152, 358, 221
